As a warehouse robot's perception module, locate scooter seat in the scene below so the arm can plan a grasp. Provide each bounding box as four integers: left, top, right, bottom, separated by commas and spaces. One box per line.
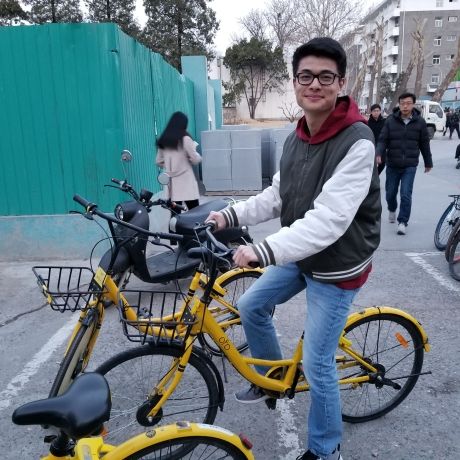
171, 199, 229, 235
145, 249, 200, 283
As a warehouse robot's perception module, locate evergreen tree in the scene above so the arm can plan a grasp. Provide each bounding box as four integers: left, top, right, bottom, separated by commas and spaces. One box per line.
140, 0, 219, 71
85, 0, 140, 38
23, 0, 83, 23
0, 0, 28, 25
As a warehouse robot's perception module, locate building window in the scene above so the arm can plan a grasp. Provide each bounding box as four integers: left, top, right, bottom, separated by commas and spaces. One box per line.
448, 16, 458, 21
435, 17, 443, 26
436, 0, 443, 6
433, 55, 441, 65
431, 74, 440, 84
434, 36, 442, 46
447, 35, 457, 41
394, 17, 399, 26
446, 54, 455, 60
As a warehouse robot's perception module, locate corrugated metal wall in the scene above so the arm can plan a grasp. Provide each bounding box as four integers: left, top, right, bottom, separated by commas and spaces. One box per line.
0, 23, 195, 216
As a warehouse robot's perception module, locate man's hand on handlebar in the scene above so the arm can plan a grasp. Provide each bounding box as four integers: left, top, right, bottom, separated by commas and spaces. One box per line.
205, 211, 227, 231
233, 245, 259, 268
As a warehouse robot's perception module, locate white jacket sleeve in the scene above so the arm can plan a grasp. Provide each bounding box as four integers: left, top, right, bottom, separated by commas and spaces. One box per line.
247, 139, 375, 267
183, 136, 202, 165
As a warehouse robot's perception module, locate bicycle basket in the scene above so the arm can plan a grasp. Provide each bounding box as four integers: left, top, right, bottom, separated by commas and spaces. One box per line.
32, 266, 105, 313
117, 289, 196, 345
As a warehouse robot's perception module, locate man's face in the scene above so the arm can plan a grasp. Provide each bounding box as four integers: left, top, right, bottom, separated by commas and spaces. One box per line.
399, 97, 414, 117
293, 56, 345, 116
371, 108, 381, 120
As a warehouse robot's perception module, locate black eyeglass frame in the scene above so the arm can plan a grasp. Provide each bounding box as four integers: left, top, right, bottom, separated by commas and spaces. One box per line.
294, 71, 343, 86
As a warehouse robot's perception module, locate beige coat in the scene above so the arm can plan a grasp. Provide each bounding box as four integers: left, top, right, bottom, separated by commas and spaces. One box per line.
156, 135, 202, 201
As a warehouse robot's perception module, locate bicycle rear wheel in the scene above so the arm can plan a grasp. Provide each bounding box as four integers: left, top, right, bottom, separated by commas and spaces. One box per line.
198, 271, 262, 356
95, 344, 219, 445
49, 312, 98, 397
126, 435, 250, 459
434, 202, 460, 251
447, 228, 460, 281
338, 313, 424, 423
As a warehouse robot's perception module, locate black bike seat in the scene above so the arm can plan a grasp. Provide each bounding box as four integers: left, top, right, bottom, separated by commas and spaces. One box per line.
12, 373, 111, 439
172, 199, 229, 234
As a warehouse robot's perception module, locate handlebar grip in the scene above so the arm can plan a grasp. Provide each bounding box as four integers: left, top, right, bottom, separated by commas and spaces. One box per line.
171, 202, 187, 212
73, 194, 92, 209
248, 261, 260, 268
111, 178, 123, 185
206, 220, 217, 232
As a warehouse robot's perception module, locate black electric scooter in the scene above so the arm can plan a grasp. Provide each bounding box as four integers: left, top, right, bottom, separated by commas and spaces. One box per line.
98, 152, 251, 287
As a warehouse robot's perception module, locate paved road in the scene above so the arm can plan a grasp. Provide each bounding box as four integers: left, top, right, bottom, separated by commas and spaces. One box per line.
1, 135, 459, 459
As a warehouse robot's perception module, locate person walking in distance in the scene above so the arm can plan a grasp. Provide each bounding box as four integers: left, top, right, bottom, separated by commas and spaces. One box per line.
367, 103, 386, 174
449, 110, 460, 140
207, 37, 381, 460
156, 111, 201, 210
376, 92, 433, 235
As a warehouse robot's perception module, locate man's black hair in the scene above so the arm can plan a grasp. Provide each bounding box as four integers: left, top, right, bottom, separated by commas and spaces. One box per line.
398, 92, 416, 103
370, 104, 381, 111
292, 37, 347, 77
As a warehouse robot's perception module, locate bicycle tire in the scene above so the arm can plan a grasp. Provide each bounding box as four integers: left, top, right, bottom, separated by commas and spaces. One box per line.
434, 202, 460, 251
339, 313, 424, 423
95, 344, 219, 445
198, 271, 262, 356
447, 228, 460, 281
48, 314, 97, 397
445, 218, 460, 262
125, 435, 250, 459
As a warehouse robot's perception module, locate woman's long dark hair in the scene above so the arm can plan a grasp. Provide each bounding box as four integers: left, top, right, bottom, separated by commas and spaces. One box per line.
156, 111, 189, 149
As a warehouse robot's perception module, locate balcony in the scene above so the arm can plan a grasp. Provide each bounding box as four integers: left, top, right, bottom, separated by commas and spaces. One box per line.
426, 84, 438, 93
391, 46, 399, 55
391, 8, 400, 17
390, 64, 398, 73
389, 27, 400, 36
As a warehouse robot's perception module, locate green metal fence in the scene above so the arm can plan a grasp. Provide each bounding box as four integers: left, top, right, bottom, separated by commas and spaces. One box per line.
0, 23, 195, 216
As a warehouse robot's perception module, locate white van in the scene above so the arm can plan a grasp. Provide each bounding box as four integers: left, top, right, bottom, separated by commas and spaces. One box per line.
414, 100, 446, 139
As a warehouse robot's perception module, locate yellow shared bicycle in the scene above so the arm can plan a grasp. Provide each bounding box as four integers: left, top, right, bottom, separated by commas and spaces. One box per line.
65, 195, 432, 445
13, 372, 254, 459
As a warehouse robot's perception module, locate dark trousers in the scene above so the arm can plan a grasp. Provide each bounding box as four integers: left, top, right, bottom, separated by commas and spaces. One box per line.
378, 162, 386, 175
177, 199, 199, 210
385, 165, 417, 225
449, 124, 460, 139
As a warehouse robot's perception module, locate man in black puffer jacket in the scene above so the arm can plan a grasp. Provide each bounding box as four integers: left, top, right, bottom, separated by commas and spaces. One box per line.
376, 92, 433, 235
368, 103, 386, 174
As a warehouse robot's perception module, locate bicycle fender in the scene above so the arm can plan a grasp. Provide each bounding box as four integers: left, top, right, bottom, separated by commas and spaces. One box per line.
191, 346, 225, 410
345, 306, 430, 352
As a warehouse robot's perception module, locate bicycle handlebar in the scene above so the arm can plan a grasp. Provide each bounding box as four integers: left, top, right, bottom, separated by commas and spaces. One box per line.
73, 194, 184, 242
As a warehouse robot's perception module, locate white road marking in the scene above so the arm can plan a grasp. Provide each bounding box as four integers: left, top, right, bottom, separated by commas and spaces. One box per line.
405, 253, 460, 294
276, 398, 302, 459
0, 316, 76, 411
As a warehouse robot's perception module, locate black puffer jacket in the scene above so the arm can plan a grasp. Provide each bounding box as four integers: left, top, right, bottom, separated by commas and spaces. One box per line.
368, 115, 386, 145
376, 107, 433, 168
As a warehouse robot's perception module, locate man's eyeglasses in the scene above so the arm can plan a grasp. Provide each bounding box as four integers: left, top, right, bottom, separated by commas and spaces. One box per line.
295, 71, 342, 86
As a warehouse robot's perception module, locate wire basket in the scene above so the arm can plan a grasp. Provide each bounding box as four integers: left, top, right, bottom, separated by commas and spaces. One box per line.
118, 289, 197, 345
32, 266, 105, 313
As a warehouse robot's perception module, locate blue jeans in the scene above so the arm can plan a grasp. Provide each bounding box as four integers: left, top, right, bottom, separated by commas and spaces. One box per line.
237, 263, 359, 457
385, 165, 417, 225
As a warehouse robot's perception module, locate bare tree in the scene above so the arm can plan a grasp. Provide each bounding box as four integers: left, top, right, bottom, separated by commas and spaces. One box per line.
293, 0, 361, 41
239, 8, 267, 41
412, 18, 427, 98
367, 17, 384, 111
431, 34, 460, 102
278, 101, 302, 122
265, 0, 299, 51
349, 35, 372, 103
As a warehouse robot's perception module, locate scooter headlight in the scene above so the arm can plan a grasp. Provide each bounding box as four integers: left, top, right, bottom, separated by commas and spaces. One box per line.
114, 204, 124, 221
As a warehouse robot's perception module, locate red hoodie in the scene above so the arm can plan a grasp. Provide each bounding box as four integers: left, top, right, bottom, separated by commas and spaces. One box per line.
296, 95, 372, 290
296, 96, 367, 145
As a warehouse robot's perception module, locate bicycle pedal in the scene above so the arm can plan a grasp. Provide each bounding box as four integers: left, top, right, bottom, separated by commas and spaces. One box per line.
265, 397, 277, 410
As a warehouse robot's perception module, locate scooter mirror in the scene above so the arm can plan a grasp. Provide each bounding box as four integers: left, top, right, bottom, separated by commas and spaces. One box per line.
158, 171, 171, 186
121, 150, 133, 162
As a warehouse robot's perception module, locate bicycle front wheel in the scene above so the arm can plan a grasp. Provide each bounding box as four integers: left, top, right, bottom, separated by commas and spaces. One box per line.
126, 435, 251, 460
95, 344, 219, 445
339, 313, 424, 423
434, 202, 460, 251
49, 312, 98, 397
198, 270, 262, 356
447, 228, 460, 280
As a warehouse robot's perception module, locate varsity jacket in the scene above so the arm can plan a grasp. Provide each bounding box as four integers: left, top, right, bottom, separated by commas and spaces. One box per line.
221, 96, 381, 284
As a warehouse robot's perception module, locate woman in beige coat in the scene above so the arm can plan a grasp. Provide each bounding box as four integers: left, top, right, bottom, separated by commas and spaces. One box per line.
156, 112, 202, 209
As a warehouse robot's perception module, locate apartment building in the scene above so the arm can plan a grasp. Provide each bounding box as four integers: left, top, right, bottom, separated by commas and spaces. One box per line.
347, 0, 460, 109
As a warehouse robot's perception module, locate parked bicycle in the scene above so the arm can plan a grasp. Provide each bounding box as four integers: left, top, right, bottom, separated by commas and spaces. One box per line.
434, 194, 460, 250
444, 216, 460, 281
13, 372, 254, 459
65, 195, 431, 445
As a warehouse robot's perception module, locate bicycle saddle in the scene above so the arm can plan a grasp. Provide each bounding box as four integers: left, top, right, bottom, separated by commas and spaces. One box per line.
12, 373, 111, 439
